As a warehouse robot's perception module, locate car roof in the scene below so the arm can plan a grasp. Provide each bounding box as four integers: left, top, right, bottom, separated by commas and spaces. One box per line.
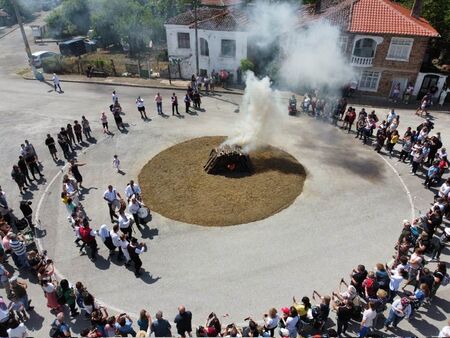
31, 51, 54, 56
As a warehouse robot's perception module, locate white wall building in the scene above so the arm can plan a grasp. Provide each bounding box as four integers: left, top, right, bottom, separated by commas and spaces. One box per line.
165, 7, 248, 82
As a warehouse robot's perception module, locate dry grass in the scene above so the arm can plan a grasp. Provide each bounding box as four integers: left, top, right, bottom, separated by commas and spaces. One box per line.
139, 136, 306, 227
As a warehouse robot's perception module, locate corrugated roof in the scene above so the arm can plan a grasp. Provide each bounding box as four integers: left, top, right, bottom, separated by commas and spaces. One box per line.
166, 7, 248, 32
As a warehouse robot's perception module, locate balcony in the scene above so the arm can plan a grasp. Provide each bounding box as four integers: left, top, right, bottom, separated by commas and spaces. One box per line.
351, 55, 374, 67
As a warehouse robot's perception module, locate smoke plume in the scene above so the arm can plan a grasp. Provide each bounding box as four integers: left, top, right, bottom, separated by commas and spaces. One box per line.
225, 1, 355, 151
223, 72, 283, 153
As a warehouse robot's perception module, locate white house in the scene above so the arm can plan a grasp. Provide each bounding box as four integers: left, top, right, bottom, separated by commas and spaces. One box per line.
164, 6, 249, 81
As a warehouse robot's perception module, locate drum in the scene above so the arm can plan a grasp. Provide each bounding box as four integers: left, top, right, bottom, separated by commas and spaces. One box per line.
137, 207, 149, 219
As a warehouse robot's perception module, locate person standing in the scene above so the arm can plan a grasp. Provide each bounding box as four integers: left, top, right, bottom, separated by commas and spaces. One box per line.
79, 221, 98, 261
336, 299, 353, 337
112, 90, 118, 103
24, 152, 43, 181
17, 156, 33, 185
66, 124, 76, 145
155, 92, 163, 115
118, 210, 132, 239
127, 238, 146, 277
129, 197, 144, 227
10, 278, 33, 312
149, 311, 172, 337
45, 134, 58, 161
6, 318, 27, 338
24, 140, 38, 163
51, 312, 71, 336
174, 305, 193, 337
81, 116, 92, 139
8, 234, 29, 269
57, 130, 70, 159
101, 112, 109, 134
103, 185, 121, 223
52, 73, 62, 92
384, 297, 411, 329
171, 93, 179, 116
112, 155, 120, 173
73, 120, 83, 144
19, 201, 33, 227
125, 180, 142, 202
359, 302, 376, 337
57, 280, 79, 317
136, 96, 148, 119
41, 278, 60, 314
184, 93, 191, 114
11, 165, 28, 194
69, 160, 86, 189
60, 127, 74, 152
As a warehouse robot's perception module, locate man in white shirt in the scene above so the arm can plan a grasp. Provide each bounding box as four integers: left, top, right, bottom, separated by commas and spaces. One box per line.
438, 178, 450, 198
128, 237, 147, 277
124, 180, 141, 201
6, 317, 27, 338
118, 211, 132, 238
103, 185, 121, 222
52, 73, 62, 92
136, 96, 148, 120
112, 90, 118, 103
129, 197, 144, 227
110, 224, 124, 261
388, 268, 408, 303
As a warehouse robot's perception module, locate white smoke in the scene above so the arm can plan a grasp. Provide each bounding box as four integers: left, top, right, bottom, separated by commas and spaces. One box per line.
224, 1, 355, 151
223, 72, 283, 153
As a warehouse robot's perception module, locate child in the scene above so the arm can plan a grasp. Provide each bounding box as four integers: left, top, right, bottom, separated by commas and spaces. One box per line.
113, 155, 120, 173
73, 219, 85, 253
8, 294, 28, 322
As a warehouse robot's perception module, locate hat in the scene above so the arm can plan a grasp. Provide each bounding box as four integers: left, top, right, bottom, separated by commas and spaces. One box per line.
281, 307, 289, 315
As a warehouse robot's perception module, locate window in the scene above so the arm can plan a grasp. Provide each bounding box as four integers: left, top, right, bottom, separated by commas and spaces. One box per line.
358, 70, 381, 91
200, 38, 209, 56
338, 35, 348, 53
221, 39, 236, 58
353, 38, 377, 58
386, 37, 413, 61
177, 32, 190, 49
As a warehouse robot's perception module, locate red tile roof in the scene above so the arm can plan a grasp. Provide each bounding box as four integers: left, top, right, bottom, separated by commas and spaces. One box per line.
350, 0, 439, 37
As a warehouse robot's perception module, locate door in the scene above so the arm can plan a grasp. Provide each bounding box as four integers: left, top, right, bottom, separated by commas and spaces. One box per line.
417, 75, 439, 100
389, 78, 408, 97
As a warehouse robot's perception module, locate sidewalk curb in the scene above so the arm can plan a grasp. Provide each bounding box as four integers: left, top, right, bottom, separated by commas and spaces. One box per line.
0, 25, 19, 40
22, 74, 244, 96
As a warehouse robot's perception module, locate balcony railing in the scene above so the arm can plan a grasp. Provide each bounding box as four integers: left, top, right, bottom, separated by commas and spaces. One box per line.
351, 55, 374, 67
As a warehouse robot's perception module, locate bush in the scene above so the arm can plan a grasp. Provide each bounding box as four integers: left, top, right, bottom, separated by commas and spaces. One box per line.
240, 58, 255, 72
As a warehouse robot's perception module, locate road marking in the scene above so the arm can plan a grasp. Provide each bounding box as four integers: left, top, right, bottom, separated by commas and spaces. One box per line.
376, 153, 415, 220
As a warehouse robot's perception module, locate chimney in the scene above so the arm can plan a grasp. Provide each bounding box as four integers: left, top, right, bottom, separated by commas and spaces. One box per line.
411, 0, 423, 18
315, 0, 322, 14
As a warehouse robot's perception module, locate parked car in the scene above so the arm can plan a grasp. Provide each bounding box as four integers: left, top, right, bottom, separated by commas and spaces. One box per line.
31, 51, 59, 68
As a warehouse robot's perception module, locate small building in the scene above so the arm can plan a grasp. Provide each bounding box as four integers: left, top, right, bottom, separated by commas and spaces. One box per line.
164, 5, 248, 81
314, 0, 444, 98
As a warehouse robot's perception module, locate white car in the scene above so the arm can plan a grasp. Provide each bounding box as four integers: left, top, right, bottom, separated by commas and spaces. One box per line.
31, 51, 59, 68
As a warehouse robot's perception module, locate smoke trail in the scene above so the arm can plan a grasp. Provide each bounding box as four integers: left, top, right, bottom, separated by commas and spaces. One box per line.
223, 71, 283, 153
224, 1, 355, 151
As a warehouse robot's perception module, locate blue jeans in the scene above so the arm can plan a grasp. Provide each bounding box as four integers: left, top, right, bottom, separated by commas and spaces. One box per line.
359, 326, 370, 337
17, 253, 29, 269
384, 309, 404, 327
19, 294, 30, 310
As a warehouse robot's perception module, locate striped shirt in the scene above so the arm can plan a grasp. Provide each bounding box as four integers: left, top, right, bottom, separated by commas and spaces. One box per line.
9, 239, 26, 256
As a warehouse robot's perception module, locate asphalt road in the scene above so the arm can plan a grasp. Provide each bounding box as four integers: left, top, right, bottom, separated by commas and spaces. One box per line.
0, 14, 449, 337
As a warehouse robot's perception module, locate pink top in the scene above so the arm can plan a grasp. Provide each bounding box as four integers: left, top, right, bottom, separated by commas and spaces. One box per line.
155, 95, 162, 103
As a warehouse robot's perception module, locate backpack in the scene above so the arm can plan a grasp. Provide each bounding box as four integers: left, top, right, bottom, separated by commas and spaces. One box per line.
442, 274, 450, 286
56, 287, 66, 305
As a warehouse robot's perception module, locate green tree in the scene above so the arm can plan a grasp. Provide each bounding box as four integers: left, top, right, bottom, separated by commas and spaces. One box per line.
0, 0, 32, 25
45, 0, 90, 38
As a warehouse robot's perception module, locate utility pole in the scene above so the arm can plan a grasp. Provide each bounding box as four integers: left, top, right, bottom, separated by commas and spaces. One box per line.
194, 0, 199, 75
11, 0, 32, 64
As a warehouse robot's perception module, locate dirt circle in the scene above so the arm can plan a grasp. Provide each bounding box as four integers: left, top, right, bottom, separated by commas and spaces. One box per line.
138, 136, 306, 226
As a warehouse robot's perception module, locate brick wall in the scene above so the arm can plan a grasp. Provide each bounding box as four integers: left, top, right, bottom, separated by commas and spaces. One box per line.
347, 33, 430, 96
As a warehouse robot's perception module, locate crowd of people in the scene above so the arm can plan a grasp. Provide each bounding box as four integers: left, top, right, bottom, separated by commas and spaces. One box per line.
0, 84, 450, 338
